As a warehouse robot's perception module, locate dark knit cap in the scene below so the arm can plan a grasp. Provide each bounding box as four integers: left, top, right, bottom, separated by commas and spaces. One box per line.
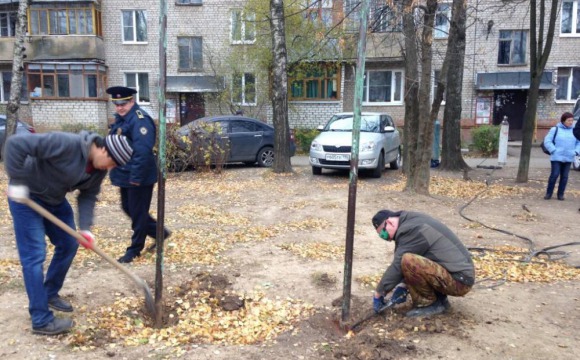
105, 134, 133, 166
372, 210, 403, 229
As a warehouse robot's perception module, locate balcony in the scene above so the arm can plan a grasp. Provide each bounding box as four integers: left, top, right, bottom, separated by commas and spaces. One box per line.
27, 35, 105, 61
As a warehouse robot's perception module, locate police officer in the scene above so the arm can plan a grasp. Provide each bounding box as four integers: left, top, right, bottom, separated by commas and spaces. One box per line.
106, 86, 170, 263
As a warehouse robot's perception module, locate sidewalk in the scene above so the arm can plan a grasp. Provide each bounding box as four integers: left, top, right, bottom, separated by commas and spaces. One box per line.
292, 144, 551, 170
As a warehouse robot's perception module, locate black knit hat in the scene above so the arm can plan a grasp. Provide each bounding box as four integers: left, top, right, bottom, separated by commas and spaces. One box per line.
105, 134, 133, 166
372, 210, 402, 229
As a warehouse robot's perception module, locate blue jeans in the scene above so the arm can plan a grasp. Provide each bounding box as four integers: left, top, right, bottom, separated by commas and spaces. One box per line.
8, 197, 79, 328
546, 161, 571, 198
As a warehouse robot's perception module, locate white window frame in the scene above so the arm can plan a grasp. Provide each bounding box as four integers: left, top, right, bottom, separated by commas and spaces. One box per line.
561, 0, 580, 36
231, 72, 256, 106
434, 3, 450, 39
556, 67, 580, 102
497, 30, 527, 65
122, 10, 147, 44
0, 11, 17, 37
230, 9, 256, 44
363, 69, 404, 105
124, 72, 150, 104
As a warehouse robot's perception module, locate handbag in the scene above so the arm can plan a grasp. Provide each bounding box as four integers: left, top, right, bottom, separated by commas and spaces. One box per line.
540, 127, 558, 155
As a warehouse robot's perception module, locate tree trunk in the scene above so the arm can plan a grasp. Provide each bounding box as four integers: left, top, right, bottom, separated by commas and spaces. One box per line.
3, 0, 30, 156
516, 0, 559, 182
269, 0, 292, 173
404, 0, 437, 194
439, 0, 469, 171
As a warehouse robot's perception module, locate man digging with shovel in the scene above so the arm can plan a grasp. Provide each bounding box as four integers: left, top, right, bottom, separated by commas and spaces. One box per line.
371, 210, 475, 317
5, 131, 132, 335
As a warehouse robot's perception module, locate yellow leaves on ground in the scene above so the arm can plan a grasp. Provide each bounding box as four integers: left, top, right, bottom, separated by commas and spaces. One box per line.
70, 290, 315, 349
381, 176, 537, 199
0, 259, 20, 286
278, 242, 345, 260
472, 246, 580, 283
356, 245, 580, 287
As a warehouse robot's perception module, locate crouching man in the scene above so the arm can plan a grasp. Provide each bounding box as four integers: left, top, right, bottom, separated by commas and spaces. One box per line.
371, 209, 475, 317
4, 131, 132, 335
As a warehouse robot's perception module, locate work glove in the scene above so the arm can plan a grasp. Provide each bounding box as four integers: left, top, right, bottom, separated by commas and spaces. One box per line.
373, 295, 386, 313
7, 184, 29, 203
79, 230, 95, 250
389, 284, 409, 305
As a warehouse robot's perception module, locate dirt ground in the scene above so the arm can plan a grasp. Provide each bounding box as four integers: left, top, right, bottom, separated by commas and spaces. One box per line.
0, 158, 579, 360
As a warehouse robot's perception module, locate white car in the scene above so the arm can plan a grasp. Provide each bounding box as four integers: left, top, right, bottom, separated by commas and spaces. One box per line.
309, 112, 401, 178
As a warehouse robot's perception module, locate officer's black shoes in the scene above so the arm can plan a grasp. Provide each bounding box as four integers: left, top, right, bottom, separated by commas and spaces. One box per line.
48, 295, 73, 312
118, 253, 139, 263
406, 295, 449, 318
146, 228, 172, 253
32, 317, 74, 336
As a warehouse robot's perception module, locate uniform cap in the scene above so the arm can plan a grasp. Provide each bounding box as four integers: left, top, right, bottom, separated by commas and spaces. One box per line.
106, 86, 137, 105
105, 134, 133, 166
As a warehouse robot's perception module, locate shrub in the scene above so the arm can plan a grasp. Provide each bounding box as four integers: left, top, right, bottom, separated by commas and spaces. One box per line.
471, 125, 500, 156
294, 128, 319, 154
162, 123, 229, 173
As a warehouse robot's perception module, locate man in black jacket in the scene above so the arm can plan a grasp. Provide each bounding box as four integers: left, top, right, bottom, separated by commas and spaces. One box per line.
371, 210, 475, 317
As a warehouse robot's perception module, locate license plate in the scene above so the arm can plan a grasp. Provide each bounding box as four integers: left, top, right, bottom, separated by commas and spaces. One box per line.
326, 154, 350, 161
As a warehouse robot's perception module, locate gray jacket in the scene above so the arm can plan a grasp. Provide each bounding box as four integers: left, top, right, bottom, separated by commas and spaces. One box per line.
376, 211, 475, 295
4, 131, 107, 230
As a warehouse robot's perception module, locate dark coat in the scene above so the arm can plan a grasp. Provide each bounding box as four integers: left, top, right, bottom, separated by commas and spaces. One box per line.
376, 211, 475, 295
4, 131, 106, 230
109, 104, 157, 187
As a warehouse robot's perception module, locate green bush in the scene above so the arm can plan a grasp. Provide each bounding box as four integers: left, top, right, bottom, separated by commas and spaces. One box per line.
471, 125, 500, 156
294, 128, 319, 154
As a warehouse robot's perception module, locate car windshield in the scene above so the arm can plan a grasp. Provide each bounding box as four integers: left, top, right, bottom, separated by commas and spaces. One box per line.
324, 115, 381, 132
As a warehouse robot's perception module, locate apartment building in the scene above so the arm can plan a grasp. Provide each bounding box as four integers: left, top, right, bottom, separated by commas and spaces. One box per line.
0, 0, 579, 142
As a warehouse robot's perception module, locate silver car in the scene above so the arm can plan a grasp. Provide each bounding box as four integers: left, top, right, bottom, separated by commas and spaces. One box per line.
309, 112, 401, 178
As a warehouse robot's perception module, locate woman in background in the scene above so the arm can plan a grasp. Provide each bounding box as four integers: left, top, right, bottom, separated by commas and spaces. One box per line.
543, 112, 580, 200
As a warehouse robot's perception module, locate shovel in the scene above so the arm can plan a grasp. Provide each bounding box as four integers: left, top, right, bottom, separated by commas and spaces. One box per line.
21, 198, 156, 319
349, 292, 407, 332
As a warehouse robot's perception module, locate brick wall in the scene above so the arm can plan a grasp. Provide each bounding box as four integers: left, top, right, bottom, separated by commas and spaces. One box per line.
30, 100, 108, 132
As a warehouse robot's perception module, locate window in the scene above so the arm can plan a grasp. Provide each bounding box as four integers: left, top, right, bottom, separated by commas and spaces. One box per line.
178, 37, 203, 71
363, 70, 403, 104
29, 4, 102, 36
1, 71, 28, 102
497, 30, 527, 65
0, 11, 17, 37
289, 64, 340, 101
231, 9, 255, 44
176, 0, 203, 5
556, 67, 580, 101
122, 10, 147, 43
232, 73, 256, 105
124, 73, 150, 103
561, 1, 580, 35
433, 70, 446, 103
370, 0, 402, 33
27, 63, 106, 99
305, 0, 333, 27
434, 3, 450, 39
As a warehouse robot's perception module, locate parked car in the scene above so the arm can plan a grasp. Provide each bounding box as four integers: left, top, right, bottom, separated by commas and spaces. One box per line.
0, 115, 36, 160
309, 112, 401, 178
177, 115, 296, 168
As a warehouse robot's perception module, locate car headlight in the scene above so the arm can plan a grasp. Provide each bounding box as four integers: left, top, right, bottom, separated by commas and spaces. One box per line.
360, 141, 376, 152
311, 141, 323, 151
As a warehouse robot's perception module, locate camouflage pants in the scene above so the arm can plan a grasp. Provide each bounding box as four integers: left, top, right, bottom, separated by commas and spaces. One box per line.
401, 253, 472, 307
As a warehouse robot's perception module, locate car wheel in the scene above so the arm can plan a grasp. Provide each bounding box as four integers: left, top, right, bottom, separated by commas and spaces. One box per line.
257, 147, 274, 167
574, 154, 580, 171
389, 148, 401, 170
312, 166, 322, 175
371, 152, 385, 178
